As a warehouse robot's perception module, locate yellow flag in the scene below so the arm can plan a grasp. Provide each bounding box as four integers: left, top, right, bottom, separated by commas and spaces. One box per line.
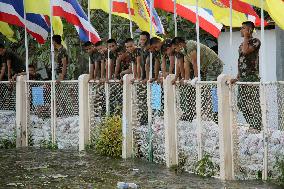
90, 0, 158, 37
0, 22, 17, 42
25, 0, 50, 15
241, 0, 284, 30
177, 0, 248, 27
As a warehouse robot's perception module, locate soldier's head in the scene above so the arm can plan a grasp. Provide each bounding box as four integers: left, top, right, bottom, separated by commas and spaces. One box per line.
83, 41, 94, 55
149, 37, 162, 51
107, 38, 117, 52
95, 41, 107, 54
241, 21, 255, 37
52, 35, 62, 49
171, 37, 186, 53
0, 43, 6, 56
161, 39, 174, 56
124, 38, 136, 53
139, 31, 150, 47
28, 65, 36, 77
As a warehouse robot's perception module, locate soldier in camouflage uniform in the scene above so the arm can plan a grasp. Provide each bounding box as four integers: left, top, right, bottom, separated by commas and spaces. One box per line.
230, 21, 262, 130
52, 35, 68, 81
171, 37, 223, 124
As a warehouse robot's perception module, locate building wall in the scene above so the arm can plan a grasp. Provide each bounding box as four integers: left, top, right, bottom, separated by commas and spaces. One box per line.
276, 26, 284, 81
218, 30, 277, 81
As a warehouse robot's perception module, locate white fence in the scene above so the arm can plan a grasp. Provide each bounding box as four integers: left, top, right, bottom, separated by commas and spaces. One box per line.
1, 74, 284, 181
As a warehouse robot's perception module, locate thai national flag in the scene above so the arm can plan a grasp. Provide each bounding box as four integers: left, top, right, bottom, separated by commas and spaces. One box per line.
0, 0, 50, 44
144, 0, 165, 34
53, 0, 101, 43
154, 0, 223, 38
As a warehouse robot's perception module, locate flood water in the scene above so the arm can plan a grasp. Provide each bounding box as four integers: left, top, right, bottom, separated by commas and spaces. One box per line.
0, 148, 282, 189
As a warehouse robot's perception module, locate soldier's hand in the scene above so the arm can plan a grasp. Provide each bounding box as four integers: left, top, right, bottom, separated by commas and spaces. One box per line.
190, 77, 198, 86
229, 78, 238, 85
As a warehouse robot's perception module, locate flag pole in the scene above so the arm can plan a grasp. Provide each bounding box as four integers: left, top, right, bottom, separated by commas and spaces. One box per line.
50, 0, 55, 81
88, 0, 91, 73
229, 0, 233, 75
149, 0, 153, 80
174, 0, 177, 37
260, 0, 265, 82
127, 0, 133, 38
23, 0, 29, 80
195, 0, 201, 81
174, 0, 177, 75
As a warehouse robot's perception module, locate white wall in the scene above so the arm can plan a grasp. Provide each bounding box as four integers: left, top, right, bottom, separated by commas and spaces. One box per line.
218, 30, 276, 81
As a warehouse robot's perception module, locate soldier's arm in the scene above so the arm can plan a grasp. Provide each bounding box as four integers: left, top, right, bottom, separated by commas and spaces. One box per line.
169, 55, 175, 75
161, 56, 167, 78
0, 63, 6, 81
184, 58, 191, 80
94, 61, 99, 80
61, 57, 67, 80
136, 55, 142, 80
100, 59, 106, 80
7, 59, 12, 80
89, 64, 94, 81
190, 50, 198, 78
154, 58, 160, 81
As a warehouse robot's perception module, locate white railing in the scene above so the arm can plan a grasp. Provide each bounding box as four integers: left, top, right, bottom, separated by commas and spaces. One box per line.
2, 74, 284, 181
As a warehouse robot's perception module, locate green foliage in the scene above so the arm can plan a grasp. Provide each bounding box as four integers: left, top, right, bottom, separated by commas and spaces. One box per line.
274, 156, 284, 186
91, 115, 122, 157
40, 139, 58, 150
0, 131, 16, 149
0, 137, 16, 149
194, 154, 216, 177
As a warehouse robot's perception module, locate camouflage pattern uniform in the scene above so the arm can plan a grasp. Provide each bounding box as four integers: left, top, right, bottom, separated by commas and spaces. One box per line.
182, 40, 223, 124
237, 38, 262, 130
56, 46, 69, 79
183, 40, 223, 81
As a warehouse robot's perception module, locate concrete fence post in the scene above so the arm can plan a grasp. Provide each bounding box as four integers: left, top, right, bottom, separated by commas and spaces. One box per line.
78, 74, 90, 151
163, 74, 178, 167
217, 74, 234, 180
16, 75, 28, 147
122, 74, 134, 158
196, 83, 203, 161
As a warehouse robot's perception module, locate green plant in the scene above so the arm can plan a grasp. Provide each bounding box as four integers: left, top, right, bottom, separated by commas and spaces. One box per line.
0, 131, 16, 149
194, 154, 216, 177
93, 115, 122, 157
274, 156, 284, 186
40, 139, 58, 150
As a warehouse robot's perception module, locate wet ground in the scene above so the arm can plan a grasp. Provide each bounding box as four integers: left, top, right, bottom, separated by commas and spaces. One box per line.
0, 148, 282, 189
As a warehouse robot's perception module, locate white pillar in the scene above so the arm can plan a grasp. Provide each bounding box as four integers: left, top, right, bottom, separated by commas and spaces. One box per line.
16, 76, 28, 147
122, 74, 134, 158
217, 74, 234, 180
79, 74, 90, 151
164, 74, 178, 167
196, 83, 202, 160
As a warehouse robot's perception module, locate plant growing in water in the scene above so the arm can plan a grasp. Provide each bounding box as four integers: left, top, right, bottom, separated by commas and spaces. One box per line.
0, 132, 16, 149
274, 155, 284, 186
90, 115, 122, 157
194, 154, 216, 177
40, 139, 58, 150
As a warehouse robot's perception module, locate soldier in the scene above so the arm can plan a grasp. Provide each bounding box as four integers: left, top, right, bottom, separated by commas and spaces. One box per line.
171, 37, 223, 84
83, 41, 100, 81
171, 37, 223, 124
94, 41, 108, 82
230, 21, 262, 130
0, 43, 25, 81
52, 35, 68, 82
107, 39, 124, 82
138, 31, 150, 82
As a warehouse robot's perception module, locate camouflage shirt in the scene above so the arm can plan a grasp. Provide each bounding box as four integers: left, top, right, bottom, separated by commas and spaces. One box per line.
182, 40, 223, 81
1, 49, 25, 75
90, 50, 101, 65
129, 48, 141, 65
238, 38, 261, 82
56, 46, 68, 74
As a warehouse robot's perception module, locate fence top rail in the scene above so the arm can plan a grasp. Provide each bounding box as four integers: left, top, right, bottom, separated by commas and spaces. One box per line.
26, 80, 79, 84
0, 81, 16, 84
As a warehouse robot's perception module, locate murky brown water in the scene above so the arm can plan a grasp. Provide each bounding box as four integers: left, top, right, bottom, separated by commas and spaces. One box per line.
0, 148, 281, 189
